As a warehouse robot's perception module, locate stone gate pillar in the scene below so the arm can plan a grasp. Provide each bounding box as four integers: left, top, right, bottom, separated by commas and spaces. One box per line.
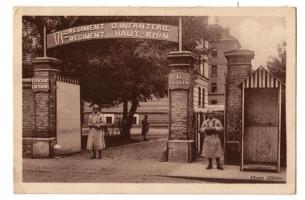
166, 51, 198, 163
31, 57, 61, 158
224, 49, 254, 164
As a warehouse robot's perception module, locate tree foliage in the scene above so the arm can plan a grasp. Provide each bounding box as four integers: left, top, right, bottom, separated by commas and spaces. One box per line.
266, 41, 286, 160
266, 41, 286, 82
22, 16, 67, 77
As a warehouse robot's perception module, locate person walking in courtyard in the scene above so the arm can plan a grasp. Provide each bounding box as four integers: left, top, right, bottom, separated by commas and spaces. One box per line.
141, 115, 149, 141
86, 104, 106, 159
200, 109, 224, 170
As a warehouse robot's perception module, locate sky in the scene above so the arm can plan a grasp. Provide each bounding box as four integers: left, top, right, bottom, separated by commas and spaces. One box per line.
210, 16, 286, 69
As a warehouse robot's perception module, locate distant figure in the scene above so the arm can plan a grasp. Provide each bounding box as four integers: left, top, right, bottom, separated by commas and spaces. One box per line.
200, 109, 224, 170
141, 115, 149, 141
86, 104, 106, 159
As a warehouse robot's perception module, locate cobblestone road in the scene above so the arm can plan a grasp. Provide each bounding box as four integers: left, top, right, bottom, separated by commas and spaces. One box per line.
23, 137, 203, 183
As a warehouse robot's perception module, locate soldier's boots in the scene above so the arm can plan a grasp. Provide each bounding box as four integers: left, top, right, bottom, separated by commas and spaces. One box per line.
206, 164, 213, 170
215, 157, 224, 170
217, 164, 224, 170
206, 157, 224, 170
90, 155, 102, 159
206, 158, 213, 169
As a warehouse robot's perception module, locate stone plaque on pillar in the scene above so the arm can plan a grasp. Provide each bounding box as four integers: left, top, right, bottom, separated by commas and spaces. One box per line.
166, 51, 198, 163
32, 77, 50, 92
168, 72, 190, 90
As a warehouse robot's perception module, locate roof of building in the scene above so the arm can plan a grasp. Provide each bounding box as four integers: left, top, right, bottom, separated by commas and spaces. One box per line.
220, 28, 238, 41
84, 97, 225, 114
207, 24, 241, 47
240, 66, 284, 88
84, 98, 169, 114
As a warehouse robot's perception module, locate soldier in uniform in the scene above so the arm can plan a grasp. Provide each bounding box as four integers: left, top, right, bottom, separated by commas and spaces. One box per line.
200, 109, 224, 170
86, 104, 106, 159
141, 115, 149, 141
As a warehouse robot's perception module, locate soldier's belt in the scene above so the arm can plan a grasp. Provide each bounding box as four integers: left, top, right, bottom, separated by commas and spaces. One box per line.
205, 129, 217, 136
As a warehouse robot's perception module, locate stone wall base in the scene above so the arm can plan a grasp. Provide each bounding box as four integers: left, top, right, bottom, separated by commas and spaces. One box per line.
224, 142, 241, 165
167, 140, 195, 163
23, 137, 56, 158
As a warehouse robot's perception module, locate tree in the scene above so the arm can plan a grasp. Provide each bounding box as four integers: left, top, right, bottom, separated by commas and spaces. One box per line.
54, 38, 170, 137
266, 41, 286, 83
22, 16, 68, 77
266, 41, 286, 164
22, 16, 222, 138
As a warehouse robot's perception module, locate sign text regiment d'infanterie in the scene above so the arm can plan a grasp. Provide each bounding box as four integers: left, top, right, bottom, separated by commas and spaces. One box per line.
47, 22, 179, 48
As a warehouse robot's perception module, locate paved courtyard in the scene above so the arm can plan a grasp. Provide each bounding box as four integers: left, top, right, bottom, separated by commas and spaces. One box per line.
23, 137, 203, 183
23, 133, 286, 183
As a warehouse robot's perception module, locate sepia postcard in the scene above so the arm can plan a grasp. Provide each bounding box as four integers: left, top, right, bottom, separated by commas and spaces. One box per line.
14, 7, 296, 194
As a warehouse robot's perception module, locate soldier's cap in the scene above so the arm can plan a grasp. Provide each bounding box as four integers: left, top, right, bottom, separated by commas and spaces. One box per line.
93, 104, 99, 109
207, 109, 214, 114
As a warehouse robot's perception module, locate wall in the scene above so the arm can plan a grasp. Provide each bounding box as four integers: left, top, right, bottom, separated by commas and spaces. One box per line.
208, 40, 241, 106
82, 98, 169, 128
82, 112, 168, 128
224, 50, 254, 164
208, 94, 225, 105
22, 79, 35, 157
226, 64, 251, 140
193, 75, 209, 113
56, 80, 81, 154
170, 90, 189, 139
32, 69, 57, 138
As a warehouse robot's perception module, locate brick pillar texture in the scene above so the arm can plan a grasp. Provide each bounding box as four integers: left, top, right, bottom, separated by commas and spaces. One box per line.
30, 57, 61, 158
166, 51, 197, 162
224, 49, 254, 164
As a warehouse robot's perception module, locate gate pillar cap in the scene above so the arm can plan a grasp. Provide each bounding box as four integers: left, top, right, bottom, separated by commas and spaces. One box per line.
32, 56, 62, 64
32, 56, 62, 71
224, 49, 254, 57
166, 51, 198, 60
166, 51, 198, 68
224, 49, 254, 66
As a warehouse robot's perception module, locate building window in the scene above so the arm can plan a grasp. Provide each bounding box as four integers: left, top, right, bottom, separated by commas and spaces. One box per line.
198, 87, 201, 106
202, 88, 205, 108
132, 117, 137, 124
200, 63, 204, 75
204, 62, 208, 77
132, 114, 139, 125
106, 117, 113, 124
211, 49, 217, 57
103, 114, 114, 124
211, 100, 218, 105
211, 83, 217, 94
211, 65, 217, 76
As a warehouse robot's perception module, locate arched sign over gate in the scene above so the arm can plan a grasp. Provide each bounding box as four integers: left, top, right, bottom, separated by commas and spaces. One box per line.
47, 22, 179, 48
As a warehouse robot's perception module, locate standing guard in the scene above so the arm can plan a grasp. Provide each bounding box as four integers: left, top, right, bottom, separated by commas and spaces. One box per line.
141, 115, 149, 141
200, 109, 224, 170
86, 104, 106, 159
